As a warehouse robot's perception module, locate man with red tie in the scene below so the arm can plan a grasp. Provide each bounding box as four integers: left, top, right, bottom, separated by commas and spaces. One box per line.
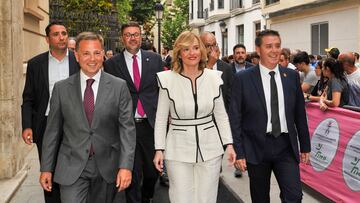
104, 22, 164, 203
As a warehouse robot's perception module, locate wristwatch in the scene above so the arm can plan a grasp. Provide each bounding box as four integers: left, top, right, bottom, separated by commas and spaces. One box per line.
306, 94, 310, 100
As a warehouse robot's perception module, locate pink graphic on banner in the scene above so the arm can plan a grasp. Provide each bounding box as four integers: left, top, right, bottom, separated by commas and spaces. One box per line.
301, 102, 360, 202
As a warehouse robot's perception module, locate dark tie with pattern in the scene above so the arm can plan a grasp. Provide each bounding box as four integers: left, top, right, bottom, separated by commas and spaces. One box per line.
84, 79, 95, 155
269, 71, 281, 137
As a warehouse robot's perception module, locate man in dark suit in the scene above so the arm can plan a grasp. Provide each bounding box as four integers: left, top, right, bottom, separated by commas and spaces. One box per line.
231, 44, 254, 74
40, 32, 136, 203
229, 30, 310, 203
161, 46, 172, 69
104, 22, 163, 203
200, 32, 234, 111
21, 22, 79, 203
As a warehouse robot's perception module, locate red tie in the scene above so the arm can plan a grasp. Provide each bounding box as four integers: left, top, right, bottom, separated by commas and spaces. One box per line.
132, 55, 145, 117
84, 79, 95, 155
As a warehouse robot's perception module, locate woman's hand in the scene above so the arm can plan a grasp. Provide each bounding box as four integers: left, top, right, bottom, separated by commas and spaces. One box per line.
226, 145, 236, 166
153, 150, 164, 173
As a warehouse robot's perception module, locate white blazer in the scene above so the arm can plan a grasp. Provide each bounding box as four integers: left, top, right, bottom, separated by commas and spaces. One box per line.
154, 69, 233, 163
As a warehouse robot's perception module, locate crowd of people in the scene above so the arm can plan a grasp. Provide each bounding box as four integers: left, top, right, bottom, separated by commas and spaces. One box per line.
20, 20, 359, 203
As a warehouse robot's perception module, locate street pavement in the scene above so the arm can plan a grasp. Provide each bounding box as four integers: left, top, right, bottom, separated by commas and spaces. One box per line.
9, 146, 333, 203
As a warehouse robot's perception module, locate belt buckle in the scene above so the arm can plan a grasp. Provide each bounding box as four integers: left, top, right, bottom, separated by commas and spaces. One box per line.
134, 118, 143, 123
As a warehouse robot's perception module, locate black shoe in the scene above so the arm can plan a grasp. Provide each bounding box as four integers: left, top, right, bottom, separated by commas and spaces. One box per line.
142, 198, 153, 203
234, 168, 242, 178
159, 173, 169, 187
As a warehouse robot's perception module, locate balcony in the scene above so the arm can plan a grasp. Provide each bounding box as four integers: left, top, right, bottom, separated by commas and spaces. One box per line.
230, 0, 244, 16
189, 10, 205, 27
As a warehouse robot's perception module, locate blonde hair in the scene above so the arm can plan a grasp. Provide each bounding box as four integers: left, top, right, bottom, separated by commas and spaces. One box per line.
171, 31, 208, 73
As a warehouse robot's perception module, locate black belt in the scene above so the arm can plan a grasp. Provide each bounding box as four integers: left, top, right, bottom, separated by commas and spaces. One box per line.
134, 118, 148, 123
266, 132, 288, 137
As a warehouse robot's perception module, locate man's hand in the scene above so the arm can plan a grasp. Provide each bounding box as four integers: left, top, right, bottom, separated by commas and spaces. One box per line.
40, 172, 53, 192
116, 169, 132, 192
22, 128, 33, 145
234, 159, 247, 172
301, 152, 310, 164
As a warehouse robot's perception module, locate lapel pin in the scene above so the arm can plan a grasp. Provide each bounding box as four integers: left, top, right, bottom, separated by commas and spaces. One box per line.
146, 58, 150, 62
283, 73, 287, 77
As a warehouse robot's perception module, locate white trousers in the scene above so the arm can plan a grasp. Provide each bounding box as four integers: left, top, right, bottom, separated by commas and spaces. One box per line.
166, 156, 222, 203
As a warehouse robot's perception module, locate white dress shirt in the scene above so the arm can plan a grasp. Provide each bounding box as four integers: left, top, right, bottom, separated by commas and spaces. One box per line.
259, 63, 288, 134
123, 49, 146, 118
80, 70, 101, 103
46, 50, 69, 116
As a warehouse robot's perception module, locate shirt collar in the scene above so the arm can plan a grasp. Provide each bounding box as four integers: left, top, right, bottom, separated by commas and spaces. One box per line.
80, 69, 101, 82
124, 49, 141, 60
259, 62, 279, 76
49, 49, 69, 62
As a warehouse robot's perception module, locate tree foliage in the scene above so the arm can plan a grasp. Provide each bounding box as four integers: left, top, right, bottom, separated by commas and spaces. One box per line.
161, 0, 190, 49
129, 0, 157, 24
116, 0, 132, 24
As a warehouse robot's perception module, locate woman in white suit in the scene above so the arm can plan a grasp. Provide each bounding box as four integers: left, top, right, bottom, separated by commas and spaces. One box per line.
153, 31, 236, 203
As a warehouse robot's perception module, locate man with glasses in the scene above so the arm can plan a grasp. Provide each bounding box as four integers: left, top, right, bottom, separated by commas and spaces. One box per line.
104, 22, 163, 203
200, 32, 234, 112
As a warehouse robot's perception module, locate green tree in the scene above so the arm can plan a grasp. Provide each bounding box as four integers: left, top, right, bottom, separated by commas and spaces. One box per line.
129, 0, 157, 24
116, 0, 132, 24
161, 0, 190, 49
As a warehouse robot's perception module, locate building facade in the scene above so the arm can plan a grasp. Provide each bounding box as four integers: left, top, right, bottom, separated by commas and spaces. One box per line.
264, 0, 360, 55
189, 0, 262, 56
189, 0, 360, 56
0, 0, 48, 201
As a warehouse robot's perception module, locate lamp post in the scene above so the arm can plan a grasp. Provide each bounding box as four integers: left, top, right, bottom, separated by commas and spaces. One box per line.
155, 2, 164, 54
219, 21, 227, 56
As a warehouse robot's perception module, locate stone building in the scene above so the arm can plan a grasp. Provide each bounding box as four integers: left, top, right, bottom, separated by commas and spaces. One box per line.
0, 0, 49, 202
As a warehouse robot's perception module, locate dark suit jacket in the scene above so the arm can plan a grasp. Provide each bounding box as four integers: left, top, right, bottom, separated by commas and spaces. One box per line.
216, 59, 235, 112
231, 61, 254, 74
21, 51, 79, 142
104, 50, 164, 128
40, 72, 136, 185
163, 54, 172, 69
229, 65, 310, 164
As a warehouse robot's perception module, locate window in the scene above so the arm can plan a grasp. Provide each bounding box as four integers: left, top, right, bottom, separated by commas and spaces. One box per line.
198, 0, 204, 18
253, 0, 260, 4
218, 0, 224, 9
190, 0, 194, 20
231, 0, 243, 10
210, 0, 214, 11
311, 22, 329, 55
222, 29, 228, 56
237, 24, 244, 44
266, 0, 279, 5
254, 21, 261, 37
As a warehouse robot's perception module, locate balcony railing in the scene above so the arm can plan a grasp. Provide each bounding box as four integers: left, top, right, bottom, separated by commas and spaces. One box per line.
253, 0, 260, 4
231, 0, 243, 10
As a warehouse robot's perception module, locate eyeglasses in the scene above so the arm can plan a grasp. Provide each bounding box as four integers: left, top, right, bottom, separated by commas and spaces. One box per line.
205, 43, 218, 49
123, 33, 141, 39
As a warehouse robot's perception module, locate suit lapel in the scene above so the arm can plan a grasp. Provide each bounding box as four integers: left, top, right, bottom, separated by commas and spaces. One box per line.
250, 65, 267, 112
279, 67, 290, 115
119, 52, 136, 90
93, 71, 110, 119
69, 51, 79, 75
140, 50, 151, 90
42, 52, 49, 91
69, 72, 90, 128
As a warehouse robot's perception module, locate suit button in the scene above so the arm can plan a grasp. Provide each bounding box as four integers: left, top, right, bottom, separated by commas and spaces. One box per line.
86, 149, 89, 153
90, 131, 94, 135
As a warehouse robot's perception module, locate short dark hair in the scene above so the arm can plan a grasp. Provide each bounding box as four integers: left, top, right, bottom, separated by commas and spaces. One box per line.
121, 21, 141, 35
75, 32, 104, 51
255, 30, 280, 47
323, 58, 345, 81
354, 52, 359, 60
45, 22, 66, 37
293, 51, 310, 65
163, 46, 170, 52
233, 44, 246, 53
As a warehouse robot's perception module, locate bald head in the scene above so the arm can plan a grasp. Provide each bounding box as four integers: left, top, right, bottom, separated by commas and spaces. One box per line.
338, 52, 356, 74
